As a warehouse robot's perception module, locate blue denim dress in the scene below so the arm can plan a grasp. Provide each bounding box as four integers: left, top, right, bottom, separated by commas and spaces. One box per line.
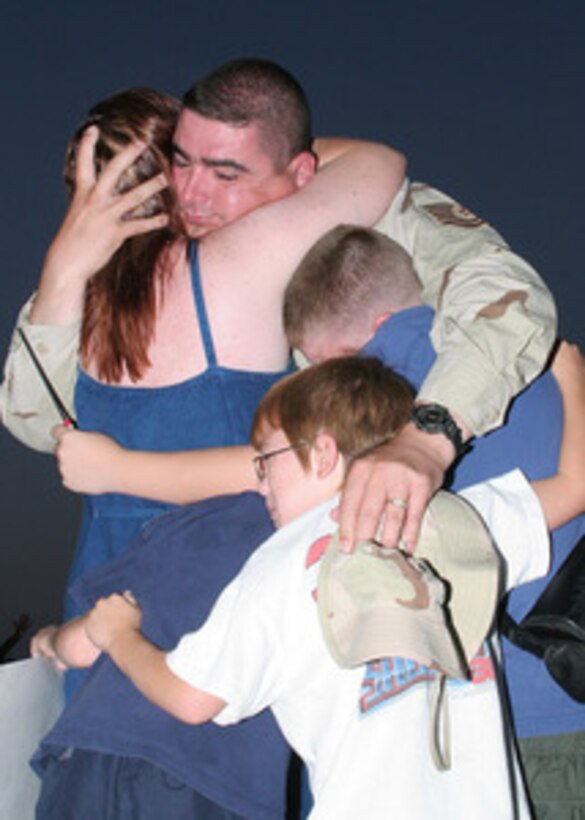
65, 241, 292, 622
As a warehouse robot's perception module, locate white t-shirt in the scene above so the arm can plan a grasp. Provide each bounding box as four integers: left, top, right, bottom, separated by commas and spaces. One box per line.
167, 471, 549, 819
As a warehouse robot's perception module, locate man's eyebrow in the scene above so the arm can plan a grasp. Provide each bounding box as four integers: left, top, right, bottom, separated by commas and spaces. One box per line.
171, 143, 250, 175
171, 142, 192, 162
202, 157, 250, 174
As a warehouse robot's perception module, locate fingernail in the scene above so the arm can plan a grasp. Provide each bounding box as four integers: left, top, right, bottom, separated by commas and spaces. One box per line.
338, 534, 351, 554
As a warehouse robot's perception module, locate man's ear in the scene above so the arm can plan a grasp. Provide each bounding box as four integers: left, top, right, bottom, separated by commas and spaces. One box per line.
310, 431, 343, 479
287, 151, 317, 189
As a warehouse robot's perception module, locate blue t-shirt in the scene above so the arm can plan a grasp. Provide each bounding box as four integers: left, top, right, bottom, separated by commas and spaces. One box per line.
33, 493, 289, 820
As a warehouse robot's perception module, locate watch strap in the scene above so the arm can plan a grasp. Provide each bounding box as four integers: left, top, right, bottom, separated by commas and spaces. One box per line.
410, 403, 466, 458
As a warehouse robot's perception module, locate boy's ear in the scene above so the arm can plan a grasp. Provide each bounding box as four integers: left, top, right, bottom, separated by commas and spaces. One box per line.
310, 431, 342, 479
372, 310, 393, 333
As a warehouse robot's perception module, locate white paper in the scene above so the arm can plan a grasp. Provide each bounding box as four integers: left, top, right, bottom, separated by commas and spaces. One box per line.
0, 657, 64, 820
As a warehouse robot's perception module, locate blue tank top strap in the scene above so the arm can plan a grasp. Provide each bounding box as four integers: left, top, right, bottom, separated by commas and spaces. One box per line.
189, 241, 217, 366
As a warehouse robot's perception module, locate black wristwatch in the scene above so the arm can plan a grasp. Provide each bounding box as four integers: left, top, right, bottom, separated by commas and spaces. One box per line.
410, 403, 466, 458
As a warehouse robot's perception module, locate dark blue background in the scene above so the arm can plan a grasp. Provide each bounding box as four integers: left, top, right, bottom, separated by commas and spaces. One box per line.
1, 0, 583, 651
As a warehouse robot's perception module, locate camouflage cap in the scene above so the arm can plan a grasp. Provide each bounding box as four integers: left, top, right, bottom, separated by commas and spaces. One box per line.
318, 490, 500, 678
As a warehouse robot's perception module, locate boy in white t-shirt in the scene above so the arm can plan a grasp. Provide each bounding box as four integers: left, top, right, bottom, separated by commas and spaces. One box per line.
47, 351, 584, 819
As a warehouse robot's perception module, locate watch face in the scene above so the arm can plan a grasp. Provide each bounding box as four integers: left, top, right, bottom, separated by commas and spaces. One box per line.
411, 404, 465, 456
413, 404, 455, 432
415, 405, 447, 428
423, 407, 442, 424
411, 404, 464, 456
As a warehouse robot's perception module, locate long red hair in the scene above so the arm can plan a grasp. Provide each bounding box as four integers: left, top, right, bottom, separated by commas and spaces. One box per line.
64, 88, 183, 382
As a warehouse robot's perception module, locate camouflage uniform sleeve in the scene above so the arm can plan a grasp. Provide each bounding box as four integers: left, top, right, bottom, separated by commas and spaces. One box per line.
0, 294, 80, 452
375, 181, 557, 435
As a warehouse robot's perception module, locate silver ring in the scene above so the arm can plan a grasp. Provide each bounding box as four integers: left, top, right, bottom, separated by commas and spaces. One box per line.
389, 497, 408, 509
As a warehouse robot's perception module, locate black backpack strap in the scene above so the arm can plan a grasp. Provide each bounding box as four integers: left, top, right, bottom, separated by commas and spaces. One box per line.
499, 608, 547, 658
528, 536, 585, 624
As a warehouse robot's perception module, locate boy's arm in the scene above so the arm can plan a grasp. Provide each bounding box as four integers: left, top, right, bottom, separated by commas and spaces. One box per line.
532, 342, 585, 530
53, 426, 256, 502
30, 615, 100, 669
85, 593, 224, 723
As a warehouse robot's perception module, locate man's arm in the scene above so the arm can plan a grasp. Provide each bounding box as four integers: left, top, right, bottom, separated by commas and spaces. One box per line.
0, 295, 79, 452
377, 181, 556, 435
339, 181, 557, 551
85, 593, 224, 724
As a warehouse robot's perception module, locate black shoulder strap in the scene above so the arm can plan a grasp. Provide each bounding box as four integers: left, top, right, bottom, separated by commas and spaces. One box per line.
499, 609, 547, 657
527, 536, 585, 624
500, 535, 585, 650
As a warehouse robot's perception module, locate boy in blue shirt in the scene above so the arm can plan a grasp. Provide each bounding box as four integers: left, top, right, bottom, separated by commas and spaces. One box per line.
283, 224, 585, 818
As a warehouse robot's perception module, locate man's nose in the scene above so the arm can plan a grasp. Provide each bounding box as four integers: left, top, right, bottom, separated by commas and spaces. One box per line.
175, 165, 208, 203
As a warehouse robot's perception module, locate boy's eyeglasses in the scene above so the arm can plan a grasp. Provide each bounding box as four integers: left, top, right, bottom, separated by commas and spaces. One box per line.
253, 442, 309, 482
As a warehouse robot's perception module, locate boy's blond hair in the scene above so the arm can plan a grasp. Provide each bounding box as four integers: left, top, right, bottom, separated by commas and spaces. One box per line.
251, 356, 414, 469
284, 225, 422, 350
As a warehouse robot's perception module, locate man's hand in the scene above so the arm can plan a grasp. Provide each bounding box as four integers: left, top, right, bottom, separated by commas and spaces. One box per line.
338, 422, 457, 552
53, 425, 125, 494
85, 593, 142, 654
31, 126, 170, 325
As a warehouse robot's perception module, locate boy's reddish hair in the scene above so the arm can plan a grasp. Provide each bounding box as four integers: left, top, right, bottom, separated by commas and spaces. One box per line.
251, 356, 414, 469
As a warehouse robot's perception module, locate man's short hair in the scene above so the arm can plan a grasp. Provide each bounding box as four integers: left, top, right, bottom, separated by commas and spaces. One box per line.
251, 356, 414, 470
284, 225, 422, 350
182, 58, 313, 170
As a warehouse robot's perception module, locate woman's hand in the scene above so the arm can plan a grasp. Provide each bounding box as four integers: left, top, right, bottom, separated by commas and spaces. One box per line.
31, 126, 170, 326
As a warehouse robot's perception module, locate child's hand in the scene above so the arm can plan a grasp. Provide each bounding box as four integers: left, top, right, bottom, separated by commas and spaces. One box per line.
30, 625, 68, 671
53, 426, 125, 494
85, 592, 142, 653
